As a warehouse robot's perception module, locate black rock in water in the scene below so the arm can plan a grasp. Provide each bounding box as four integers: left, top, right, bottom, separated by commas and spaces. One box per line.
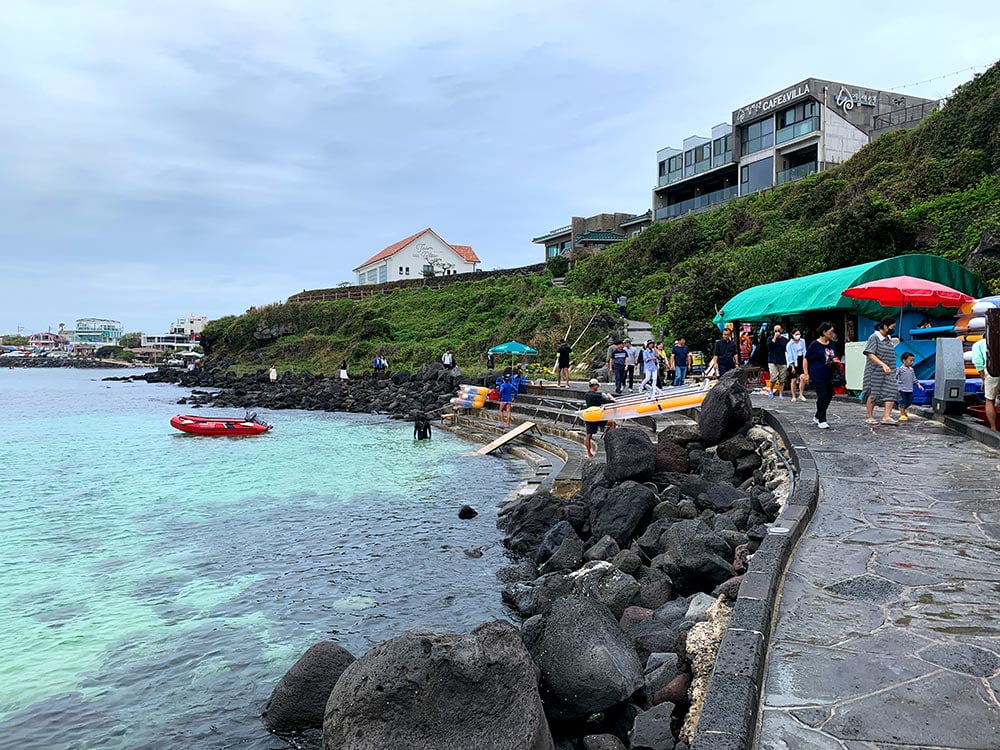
262, 641, 356, 732
323, 621, 553, 750
458, 504, 478, 519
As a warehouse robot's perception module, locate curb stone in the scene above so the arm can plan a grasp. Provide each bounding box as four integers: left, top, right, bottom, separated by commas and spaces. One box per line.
691, 408, 820, 750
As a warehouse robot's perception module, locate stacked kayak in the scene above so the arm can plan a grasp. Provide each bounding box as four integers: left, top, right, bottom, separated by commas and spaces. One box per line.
170, 414, 273, 435
578, 383, 711, 423
450, 384, 488, 409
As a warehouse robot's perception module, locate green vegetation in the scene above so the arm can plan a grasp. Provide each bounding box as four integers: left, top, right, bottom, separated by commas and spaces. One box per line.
202, 275, 617, 374
203, 62, 1000, 371
1, 334, 28, 346
118, 332, 142, 348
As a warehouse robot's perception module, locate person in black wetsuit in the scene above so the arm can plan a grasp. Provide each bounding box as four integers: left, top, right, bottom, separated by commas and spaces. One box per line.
413, 414, 432, 440
583, 378, 617, 459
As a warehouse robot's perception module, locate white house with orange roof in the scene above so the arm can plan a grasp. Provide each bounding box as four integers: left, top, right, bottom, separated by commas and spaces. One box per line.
353, 228, 480, 285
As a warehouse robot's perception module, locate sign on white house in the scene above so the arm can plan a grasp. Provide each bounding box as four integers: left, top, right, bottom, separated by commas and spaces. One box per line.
353, 228, 480, 285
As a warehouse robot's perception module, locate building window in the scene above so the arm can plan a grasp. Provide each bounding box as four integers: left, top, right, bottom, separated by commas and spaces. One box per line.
740, 118, 774, 155
399, 266, 404, 274
405, 266, 410, 275
740, 156, 774, 195
379, 266, 387, 283
631, 228, 644, 237
778, 100, 818, 128
668, 155, 682, 172
658, 160, 667, 177
423, 264, 433, 273
547, 245, 559, 257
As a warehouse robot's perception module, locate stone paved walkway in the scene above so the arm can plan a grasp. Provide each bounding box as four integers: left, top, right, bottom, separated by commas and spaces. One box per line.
755, 396, 1000, 750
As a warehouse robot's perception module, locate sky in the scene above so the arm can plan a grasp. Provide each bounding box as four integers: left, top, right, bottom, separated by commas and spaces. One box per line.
1, 1, 998, 335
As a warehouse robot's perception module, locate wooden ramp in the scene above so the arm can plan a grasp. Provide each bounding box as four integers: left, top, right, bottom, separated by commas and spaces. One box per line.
473, 421, 538, 455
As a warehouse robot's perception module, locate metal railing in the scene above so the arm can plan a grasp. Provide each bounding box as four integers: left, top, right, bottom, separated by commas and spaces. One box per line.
654, 185, 738, 220
776, 161, 818, 185
775, 116, 820, 144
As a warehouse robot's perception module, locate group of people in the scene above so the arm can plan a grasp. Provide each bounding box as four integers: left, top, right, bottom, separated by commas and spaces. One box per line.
371, 355, 390, 373
605, 338, 692, 395
763, 325, 813, 402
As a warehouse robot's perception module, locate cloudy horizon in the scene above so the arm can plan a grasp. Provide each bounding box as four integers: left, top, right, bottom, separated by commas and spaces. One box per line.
1, 1, 998, 335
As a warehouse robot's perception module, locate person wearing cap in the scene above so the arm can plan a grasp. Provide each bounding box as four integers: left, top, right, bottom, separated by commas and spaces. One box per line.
640, 340, 659, 391
497, 374, 517, 426
583, 379, 617, 458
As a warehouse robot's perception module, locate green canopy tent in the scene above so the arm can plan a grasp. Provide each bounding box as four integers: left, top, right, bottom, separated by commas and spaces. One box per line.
713, 254, 988, 326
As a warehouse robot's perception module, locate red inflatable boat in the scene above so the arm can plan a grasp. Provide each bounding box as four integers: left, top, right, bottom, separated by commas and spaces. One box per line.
170, 412, 273, 436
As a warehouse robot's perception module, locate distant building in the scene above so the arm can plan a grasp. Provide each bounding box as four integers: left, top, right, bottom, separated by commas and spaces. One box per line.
653, 77, 938, 221
142, 316, 207, 351
29, 331, 69, 350
70, 318, 123, 347
353, 228, 480, 285
532, 211, 651, 261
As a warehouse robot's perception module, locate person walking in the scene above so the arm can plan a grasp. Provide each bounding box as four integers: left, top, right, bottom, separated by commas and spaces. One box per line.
767, 325, 789, 399
556, 340, 572, 388
497, 374, 517, 426
971, 337, 997, 430
608, 341, 628, 395
655, 341, 668, 387
640, 340, 659, 391
709, 328, 739, 377
268, 365, 278, 383
671, 337, 690, 386
801, 322, 837, 429
863, 317, 900, 425
486, 351, 495, 370
894, 352, 925, 421
786, 328, 807, 401
623, 338, 638, 392
583, 378, 617, 459
441, 349, 455, 369
616, 293, 628, 318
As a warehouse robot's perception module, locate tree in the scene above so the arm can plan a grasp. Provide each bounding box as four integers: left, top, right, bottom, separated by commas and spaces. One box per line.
0, 334, 28, 346
418, 248, 456, 277
119, 332, 142, 348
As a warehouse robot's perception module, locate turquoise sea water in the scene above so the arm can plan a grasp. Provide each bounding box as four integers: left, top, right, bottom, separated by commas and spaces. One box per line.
0, 368, 523, 749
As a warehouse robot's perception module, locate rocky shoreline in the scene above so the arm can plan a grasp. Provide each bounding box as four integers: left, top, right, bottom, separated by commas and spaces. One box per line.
4, 357, 128, 369
249, 370, 788, 750
125, 364, 469, 418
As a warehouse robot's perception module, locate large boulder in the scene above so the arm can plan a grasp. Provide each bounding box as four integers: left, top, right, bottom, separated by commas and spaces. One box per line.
697, 370, 752, 446
523, 596, 645, 722
650, 520, 734, 595
654, 441, 689, 474
540, 534, 584, 574
603, 428, 656, 483
695, 484, 748, 513
656, 422, 700, 445
716, 434, 756, 463
630, 702, 677, 750
262, 641, 356, 732
536, 521, 575, 565
503, 492, 568, 557
570, 561, 641, 618
589, 482, 658, 547
699, 455, 736, 486
323, 621, 553, 750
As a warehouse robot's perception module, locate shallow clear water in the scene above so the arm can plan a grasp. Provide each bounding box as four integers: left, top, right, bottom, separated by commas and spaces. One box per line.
0, 368, 523, 749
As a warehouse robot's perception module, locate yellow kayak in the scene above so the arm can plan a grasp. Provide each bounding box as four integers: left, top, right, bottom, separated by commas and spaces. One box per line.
578, 385, 711, 422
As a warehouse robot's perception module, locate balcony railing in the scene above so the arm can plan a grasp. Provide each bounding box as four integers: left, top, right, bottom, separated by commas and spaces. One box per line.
775, 116, 820, 144
655, 185, 738, 220
776, 161, 818, 185
658, 170, 684, 187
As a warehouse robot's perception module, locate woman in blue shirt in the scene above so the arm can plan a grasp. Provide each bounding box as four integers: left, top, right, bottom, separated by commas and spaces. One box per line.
801, 322, 837, 429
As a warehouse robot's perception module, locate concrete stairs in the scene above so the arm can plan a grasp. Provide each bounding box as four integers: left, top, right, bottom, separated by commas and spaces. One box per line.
625, 318, 653, 343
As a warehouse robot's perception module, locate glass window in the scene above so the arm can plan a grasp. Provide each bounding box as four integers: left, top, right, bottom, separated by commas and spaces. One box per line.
668, 155, 682, 172
399, 266, 404, 274
698, 144, 711, 162
684, 150, 694, 167
405, 266, 410, 275
379, 266, 387, 283
740, 157, 774, 195
741, 118, 774, 155
422, 264, 433, 273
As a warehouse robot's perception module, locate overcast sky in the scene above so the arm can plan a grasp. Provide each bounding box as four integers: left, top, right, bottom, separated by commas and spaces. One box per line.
1, 1, 998, 334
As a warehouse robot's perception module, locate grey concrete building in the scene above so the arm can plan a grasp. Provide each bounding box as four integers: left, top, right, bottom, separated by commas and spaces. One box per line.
533, 210, 652, 261
653, 77, 938, 221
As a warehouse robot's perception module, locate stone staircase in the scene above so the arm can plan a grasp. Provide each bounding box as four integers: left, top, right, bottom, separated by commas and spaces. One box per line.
624, 318, 653, 343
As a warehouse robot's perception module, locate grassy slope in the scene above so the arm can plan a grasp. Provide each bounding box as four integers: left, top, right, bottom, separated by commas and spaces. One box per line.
204, 62, 1000, 370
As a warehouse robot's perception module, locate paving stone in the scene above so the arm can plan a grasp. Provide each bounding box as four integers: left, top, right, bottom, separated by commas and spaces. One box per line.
772, 589, 885, 647
763, 641, 933, 708
757, 709, 851, 750
825, 574, 905, 604
918, 642, 1000, 677
757, 397, 1000, 750
823, 671, 1000, 748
